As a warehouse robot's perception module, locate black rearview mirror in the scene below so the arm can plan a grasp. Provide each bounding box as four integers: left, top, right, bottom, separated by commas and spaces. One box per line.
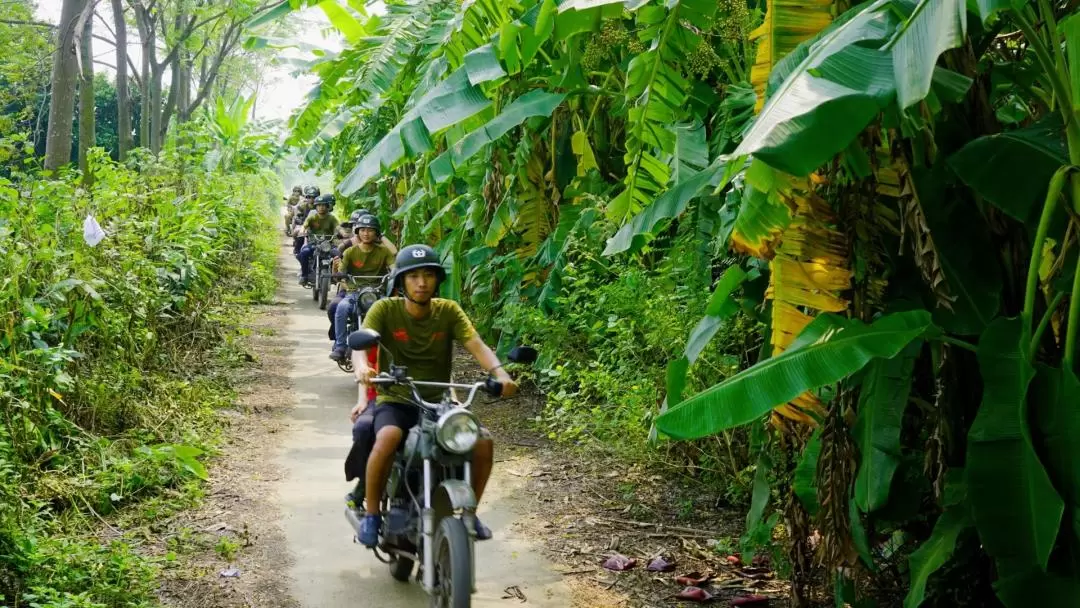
507, 346, 539, 364
347, 328, 381, 351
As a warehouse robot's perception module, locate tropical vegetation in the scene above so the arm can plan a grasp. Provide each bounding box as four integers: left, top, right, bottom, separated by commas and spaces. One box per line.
0, 0, 283, 605
258, 0, 1080, 605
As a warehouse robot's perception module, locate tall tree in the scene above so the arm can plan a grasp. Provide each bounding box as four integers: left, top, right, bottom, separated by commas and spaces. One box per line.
110, 0, 131, 159
43, 0, 89, 172
77, 9, 95, 179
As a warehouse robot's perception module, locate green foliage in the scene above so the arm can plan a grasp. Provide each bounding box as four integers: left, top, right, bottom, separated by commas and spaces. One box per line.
0, 135, 279, 605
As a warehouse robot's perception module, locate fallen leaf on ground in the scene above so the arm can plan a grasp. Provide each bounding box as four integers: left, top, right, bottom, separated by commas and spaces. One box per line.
725, 554, 741, 566
675, 586, 714, 602
602, 554, 637, 571
647, 556, 676, 572
731, 594, 769, 606
676, 572, 713, 586
218, 567, 241, 578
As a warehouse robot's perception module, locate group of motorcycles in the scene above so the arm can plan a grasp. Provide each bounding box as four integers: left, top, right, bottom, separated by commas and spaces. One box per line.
281, 189, 537, 608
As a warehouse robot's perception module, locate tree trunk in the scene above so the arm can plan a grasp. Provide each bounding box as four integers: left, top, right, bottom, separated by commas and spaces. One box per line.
149, 65, 163, 152
78, 13, 95, 180
111, 0, 130, 159
44, 0, 89, 172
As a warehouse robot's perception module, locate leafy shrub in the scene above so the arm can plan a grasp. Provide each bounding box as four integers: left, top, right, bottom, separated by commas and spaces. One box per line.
0, 143, 279, 606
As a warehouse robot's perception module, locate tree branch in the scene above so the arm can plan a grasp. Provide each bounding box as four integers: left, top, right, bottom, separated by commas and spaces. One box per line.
187, 21, 242, 115
0, 19, 55, 27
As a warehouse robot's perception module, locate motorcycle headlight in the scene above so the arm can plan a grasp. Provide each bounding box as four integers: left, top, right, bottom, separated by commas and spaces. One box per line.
358, 289, 378, 314
435, 410, 479, 454
318, 241, 333, 253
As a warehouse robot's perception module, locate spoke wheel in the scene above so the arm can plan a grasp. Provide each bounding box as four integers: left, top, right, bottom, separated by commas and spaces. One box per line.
431, 517, 471, 608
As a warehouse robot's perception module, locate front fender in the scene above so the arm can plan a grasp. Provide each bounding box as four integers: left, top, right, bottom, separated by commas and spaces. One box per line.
432, 480, 476, 519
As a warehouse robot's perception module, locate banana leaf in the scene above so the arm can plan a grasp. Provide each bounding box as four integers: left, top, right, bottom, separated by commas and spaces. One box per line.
852, 341, 920, 513
995, 570, 1080, 607
904, 505, 972, 608
429, 90, 566, 183
966, 317, 1064, 577
886, 0, 967, 111
948, 115, 1070, 224
793, 430, 821, 515
1031, 365, 1080, 554
318, 0, 365, 42
655, 310, 934, 440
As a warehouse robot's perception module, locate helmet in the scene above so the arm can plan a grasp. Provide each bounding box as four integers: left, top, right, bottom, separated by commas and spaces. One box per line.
355, 214, 381, 235
314, 193, 335, 208
303, 185, 320, 197
292, 185, 302, 193
389, 244, 446, 295
346, 210, 364, 224
355, 208, 371, 218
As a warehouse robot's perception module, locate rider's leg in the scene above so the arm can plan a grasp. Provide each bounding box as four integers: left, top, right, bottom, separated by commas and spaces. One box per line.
470, 431, 495, 541
297, 245, 314, 282
333, 294, 356, 353
471, 434, 494, 502
327, 295, 342, 341
365, 424, 403, 516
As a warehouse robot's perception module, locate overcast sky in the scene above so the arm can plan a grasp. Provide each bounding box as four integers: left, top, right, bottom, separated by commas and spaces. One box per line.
31, 0, 361, 122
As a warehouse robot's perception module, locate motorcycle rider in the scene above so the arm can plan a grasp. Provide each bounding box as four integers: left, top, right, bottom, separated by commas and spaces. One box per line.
329, 215, 394, 362
327, 210, 399, 339
350, 244, 517, 547
285, 185, 302, 232
292, 186, 319, 257
296, 193, 340, 285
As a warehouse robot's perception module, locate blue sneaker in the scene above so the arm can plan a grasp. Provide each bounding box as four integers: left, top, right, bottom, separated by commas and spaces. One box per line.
474, 517, 492, 541
359, 514, 381, 547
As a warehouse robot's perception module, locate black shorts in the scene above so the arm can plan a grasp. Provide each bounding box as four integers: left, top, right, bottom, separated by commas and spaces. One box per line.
372, 402, 420, 435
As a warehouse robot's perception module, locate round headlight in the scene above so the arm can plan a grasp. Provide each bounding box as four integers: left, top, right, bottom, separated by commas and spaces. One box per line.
435, 410, 479, 454
358, 288, 378, 313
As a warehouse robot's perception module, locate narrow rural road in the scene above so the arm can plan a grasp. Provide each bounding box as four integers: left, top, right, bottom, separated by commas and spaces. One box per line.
272, 245, 571, 607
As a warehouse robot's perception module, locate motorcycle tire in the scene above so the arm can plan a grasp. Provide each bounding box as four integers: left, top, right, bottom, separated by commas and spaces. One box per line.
311, 264, 320, 302
318, 275, 330, 310
388, 554, 414, 582
432, 517, 471, 608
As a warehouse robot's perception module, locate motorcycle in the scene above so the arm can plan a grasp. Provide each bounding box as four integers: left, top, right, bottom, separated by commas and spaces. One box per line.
342, 328, 537, 608
307, 234, 336, 310
332, 274, 390, 374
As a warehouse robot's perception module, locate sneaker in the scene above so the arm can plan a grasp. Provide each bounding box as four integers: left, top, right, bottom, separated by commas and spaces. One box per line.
329, 347, 346, 362
474, 517, 492, 541
359, 514, 382, 547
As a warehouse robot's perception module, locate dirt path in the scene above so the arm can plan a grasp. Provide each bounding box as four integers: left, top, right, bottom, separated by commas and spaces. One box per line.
274, 245, 573, 607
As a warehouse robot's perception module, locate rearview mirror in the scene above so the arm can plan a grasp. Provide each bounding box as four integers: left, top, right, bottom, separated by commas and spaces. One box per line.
507, 346, 538, 364
347, 328, 381, 351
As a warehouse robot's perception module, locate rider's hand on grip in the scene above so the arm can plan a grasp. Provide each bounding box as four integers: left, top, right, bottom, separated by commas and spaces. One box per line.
483, 377, 503, 397
355, 366, 377, 386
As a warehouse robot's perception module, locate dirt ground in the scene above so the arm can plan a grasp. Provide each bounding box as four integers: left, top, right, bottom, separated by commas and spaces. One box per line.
152, 255, 786, 607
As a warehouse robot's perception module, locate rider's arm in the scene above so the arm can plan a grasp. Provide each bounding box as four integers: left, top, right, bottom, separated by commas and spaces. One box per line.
353, 299, 387, 384
462, 337, 513, 385
381, 237, 398, 255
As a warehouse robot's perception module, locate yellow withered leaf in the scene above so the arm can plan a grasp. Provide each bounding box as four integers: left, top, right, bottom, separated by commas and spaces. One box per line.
748, 0, 835, 112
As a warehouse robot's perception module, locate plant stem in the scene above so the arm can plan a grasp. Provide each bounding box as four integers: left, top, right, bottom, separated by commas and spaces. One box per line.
1067, 249, 1080, 369
1023, 166, 1072, 336
1031, 291, 1065, 357
939, 335, 977, 353
1012, 9, 1080, 148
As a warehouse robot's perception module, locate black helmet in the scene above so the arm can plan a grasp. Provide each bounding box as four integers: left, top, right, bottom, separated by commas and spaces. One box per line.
389, 244, 446, 295
355, 214, 381, 235
303, 185, 320, 197
347, 210, 364, 224
314, 193, 335, 208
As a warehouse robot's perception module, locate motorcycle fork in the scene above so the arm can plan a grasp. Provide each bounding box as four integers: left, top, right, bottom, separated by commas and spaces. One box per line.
463, 462, 477, 593
421, 458, 435, 593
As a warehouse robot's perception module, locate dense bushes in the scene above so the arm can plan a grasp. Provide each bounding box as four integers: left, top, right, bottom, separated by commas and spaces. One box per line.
0, 143, 278, 607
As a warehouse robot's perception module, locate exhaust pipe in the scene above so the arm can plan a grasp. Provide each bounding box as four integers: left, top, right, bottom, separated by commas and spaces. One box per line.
345, 507, 363, 535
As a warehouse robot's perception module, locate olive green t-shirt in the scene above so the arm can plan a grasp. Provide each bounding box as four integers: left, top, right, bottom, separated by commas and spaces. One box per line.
303, 212, 339, 235
362, 298, 477, 404
339, 244, 393, 291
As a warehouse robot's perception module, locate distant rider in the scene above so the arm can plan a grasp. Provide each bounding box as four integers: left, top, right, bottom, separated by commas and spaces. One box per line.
351, 244, 517, 547
285, 185, 302, 232
292, 185, 319, 258
296, 193, 339, 285
329, 214, 393, 362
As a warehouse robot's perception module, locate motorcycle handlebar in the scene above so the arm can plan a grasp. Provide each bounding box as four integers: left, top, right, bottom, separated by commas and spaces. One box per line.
365, 374, 501, 409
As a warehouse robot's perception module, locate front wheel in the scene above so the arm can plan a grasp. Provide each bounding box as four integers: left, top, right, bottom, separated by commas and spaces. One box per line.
318, 274, 330, 310
431, 517, 471, 608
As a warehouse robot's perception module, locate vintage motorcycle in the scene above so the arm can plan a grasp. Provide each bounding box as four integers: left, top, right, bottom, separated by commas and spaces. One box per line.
307, 234, 336, 310
331, 274, 390, 374
342, 328, 536, 608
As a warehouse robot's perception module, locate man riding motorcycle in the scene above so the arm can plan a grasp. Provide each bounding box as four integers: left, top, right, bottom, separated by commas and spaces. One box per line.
350, 244, 517, 547
297, 193, 339, 285
285, 185, 302, 232
292, 185, 319, 257
329, 215, 394, 362
327, 210, 399, 340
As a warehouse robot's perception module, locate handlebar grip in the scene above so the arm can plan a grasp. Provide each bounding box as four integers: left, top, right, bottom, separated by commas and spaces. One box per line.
483, 377, 503, 398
